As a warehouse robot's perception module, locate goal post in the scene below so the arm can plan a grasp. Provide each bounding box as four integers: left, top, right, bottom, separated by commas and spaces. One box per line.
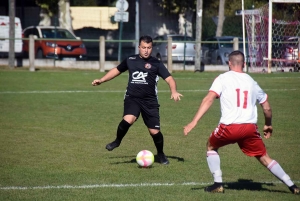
242, 0, 300, 73
268, 0, 300, 73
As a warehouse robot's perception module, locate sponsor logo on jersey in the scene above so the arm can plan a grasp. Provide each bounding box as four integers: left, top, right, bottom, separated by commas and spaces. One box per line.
145, 63, 151, 69
129, 57, 136, 59
132, 71, 148, 83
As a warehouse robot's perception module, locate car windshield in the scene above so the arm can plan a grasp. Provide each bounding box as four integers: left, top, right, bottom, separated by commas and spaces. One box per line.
286, 38, 299, 48
41, 29, 76, 39
219, 38, 243, 48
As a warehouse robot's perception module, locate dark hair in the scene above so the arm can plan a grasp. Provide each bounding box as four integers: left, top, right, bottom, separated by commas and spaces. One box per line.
229, 50, 245, 61
139, 35, 153, 45
229, 50, 245, 65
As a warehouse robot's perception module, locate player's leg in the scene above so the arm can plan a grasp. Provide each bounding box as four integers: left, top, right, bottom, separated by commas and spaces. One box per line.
256, 153, 299, 194
148, 129, 169, 165
106, 96, 139, 151
141, 101, 169, 165
205, 124, 246, 193
204, 124, 233, 193
205, 139, 224, 193
238, 124, 299, 195
106, 115, 136, 151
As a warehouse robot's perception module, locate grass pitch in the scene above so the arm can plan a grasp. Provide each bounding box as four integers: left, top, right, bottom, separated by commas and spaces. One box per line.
0, 67, 299, 201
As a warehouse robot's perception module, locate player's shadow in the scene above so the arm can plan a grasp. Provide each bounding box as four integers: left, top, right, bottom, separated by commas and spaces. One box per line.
191, 179, 288, 194
154, 155, 185, 163
109, 155, 184, 164
109, 155, 137, 165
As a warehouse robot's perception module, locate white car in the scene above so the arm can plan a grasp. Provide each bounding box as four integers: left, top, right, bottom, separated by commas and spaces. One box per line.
281, 37, 299, 70
152, 34, 199, 63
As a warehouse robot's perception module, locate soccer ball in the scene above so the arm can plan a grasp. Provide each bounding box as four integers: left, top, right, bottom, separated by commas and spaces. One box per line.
136, 150, 154, 167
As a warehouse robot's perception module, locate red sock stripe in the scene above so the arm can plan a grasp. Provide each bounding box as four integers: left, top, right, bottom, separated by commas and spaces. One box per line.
207, 151, 218, 157
267, 160, 278, 170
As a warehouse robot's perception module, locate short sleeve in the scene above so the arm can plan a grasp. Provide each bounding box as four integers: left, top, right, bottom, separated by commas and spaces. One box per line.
116, 58, 128, 72
157, 62, 171, 80
209, 76, 222, 97
255, 82, 268, 104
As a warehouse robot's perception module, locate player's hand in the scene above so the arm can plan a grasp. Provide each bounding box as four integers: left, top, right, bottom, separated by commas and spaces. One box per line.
183, 121, 197, 136
263, 125, 273, 139
171, 92, 183, 102
92, 79, 101, 86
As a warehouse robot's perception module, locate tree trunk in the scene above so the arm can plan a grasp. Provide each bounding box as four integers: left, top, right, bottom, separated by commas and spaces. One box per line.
9, 0, 15, 69
58, 0, 73, 32
195, 0, 203, 72
39, 8, 51, 26
216, 0, 225, 37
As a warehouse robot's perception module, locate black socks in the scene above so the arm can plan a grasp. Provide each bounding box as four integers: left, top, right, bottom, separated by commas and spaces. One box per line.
151, 131, 164, 154
115, 119, 131, 144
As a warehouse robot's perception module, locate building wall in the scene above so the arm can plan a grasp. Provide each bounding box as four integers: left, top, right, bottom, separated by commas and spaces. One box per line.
70, 7, 118, 30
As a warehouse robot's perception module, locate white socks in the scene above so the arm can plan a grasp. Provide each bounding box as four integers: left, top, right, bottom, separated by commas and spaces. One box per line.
207, 153, 294, 187
267, 160, 294, 187
207, 151, 222, 183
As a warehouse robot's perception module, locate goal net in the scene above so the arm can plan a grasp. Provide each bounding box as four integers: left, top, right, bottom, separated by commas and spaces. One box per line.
244, 2, 300, 73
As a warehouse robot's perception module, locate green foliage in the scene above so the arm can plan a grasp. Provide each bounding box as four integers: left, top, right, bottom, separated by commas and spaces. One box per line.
273, 3, 300, 21
0, 68, 299, 200
36, 0, 59, 16
153, 0, 269, 17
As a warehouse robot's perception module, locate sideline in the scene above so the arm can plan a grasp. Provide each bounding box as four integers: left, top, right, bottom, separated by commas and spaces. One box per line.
0, 88, 298, 94
1, 180, 300, 190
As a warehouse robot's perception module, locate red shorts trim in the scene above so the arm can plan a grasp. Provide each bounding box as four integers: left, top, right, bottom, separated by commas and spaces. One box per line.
209, 123, 266, 157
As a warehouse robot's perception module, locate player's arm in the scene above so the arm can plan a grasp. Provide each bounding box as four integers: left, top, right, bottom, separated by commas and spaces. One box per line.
164, 76, 183, 101
92, 67, 121, 86
183, 91, 217, 135
260, 100, 273, 139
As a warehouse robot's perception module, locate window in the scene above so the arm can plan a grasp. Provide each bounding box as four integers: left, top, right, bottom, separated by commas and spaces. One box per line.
41, 29, 76, 39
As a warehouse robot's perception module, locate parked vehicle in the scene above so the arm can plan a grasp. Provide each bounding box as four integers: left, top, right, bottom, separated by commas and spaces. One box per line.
280, 37, 299, 70
152, 34, 200, 64
0, 16, 23, 58
22, 26, 87, 60
202, 36, 256, 65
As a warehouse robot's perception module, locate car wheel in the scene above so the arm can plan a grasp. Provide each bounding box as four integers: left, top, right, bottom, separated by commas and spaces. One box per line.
217, 57, 222, 65
36, 49, 44, 59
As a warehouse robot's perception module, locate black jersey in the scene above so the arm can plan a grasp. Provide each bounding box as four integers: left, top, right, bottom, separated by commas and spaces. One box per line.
117, 55, 171, 99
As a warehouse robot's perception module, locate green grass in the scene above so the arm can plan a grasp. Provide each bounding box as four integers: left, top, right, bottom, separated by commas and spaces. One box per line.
0, 67, 299, 201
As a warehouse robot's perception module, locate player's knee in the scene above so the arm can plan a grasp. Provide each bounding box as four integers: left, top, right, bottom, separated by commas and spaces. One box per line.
149, 129, 160, 135
119, 119, 132, 130
206, 140, 215, 151
123, 115, 136, 124
256, 154, 273, 167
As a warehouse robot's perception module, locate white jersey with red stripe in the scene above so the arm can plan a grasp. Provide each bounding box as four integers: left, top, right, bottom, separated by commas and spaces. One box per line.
209, 71, 268, 125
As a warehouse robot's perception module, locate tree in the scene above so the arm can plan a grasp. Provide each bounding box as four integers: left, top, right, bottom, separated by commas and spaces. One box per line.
216, 0, 225, 37
36, 0, 59, 17
36, 0, 74, 30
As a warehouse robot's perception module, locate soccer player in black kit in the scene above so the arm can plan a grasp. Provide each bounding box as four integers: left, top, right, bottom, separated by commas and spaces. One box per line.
92, 35, 182, 164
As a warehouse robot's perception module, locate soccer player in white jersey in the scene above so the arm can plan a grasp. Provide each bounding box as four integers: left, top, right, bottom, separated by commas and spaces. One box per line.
183, 50, 299, 194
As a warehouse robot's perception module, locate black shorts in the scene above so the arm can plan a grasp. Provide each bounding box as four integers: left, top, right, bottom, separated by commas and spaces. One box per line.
123, 95, 160, 130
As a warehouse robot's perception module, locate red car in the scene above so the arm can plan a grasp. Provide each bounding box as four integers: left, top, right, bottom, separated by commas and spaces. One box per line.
22, 26, 86, 60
